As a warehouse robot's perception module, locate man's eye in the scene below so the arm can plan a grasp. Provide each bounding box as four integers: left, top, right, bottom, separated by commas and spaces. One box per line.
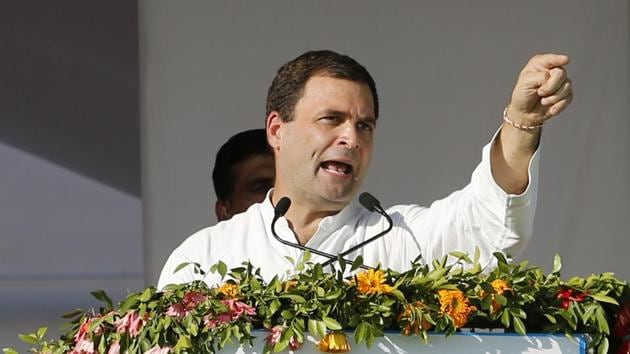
358, 122, 374, 132
320, 116, 340, 123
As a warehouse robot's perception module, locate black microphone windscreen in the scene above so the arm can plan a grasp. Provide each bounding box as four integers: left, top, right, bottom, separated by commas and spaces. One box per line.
358, 192, 380, 212
274, 197, 291, 217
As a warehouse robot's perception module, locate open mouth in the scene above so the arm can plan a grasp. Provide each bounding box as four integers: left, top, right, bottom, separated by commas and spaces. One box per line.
320, 161, 354, 176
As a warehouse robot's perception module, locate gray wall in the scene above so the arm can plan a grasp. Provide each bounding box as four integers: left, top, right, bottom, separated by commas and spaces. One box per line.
0, 1, 142, 351
141, 1, 630, 285
2, 0, 628, 351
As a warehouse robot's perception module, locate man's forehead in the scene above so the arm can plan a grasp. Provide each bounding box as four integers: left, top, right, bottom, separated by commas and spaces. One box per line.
298, 75, 376, 117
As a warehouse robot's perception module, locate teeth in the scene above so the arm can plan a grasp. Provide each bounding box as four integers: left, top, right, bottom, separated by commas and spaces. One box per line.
323, 161, 351, 174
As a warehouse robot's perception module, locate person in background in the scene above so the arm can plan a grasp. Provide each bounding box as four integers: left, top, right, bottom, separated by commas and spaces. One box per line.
212, 129, 274, 221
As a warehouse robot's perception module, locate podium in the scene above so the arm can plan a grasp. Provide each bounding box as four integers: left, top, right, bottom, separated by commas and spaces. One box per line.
220, 330, 588, 354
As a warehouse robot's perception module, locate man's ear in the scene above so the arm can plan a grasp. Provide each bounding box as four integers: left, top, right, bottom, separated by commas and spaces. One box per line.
266, 111, 283, 150
215, 200, 230, 221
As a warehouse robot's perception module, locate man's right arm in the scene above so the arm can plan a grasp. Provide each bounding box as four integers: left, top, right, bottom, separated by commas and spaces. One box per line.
402, 131, 539, 268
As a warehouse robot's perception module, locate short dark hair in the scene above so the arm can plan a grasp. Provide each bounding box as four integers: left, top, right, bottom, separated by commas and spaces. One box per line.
212, 129, 272, 200
266, 50, 379, 122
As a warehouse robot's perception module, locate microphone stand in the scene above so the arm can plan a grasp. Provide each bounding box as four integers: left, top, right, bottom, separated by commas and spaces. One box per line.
271, 197, 370, 269
321, 193, 393, 267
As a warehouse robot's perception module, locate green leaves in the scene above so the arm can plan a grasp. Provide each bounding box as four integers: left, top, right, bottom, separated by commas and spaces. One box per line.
90, 289, 113, 307
322, 316, 342, 330
552, 254, 562, 274
6, 253, 630, 354
590, 293, 618, 305
18, 333, 38, 345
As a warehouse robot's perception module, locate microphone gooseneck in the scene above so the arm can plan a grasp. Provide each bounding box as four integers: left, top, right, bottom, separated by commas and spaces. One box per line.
270, 196, 361, 267
321, 192, 394, 267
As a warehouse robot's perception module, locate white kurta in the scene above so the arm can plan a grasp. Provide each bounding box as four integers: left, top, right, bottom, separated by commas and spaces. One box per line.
158, 137, 539, 289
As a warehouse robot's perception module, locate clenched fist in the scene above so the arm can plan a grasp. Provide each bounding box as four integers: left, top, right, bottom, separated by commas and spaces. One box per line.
507, 54, 573, 127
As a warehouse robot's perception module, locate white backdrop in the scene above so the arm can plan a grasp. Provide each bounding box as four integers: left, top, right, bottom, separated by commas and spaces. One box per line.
141, 1, 630, 284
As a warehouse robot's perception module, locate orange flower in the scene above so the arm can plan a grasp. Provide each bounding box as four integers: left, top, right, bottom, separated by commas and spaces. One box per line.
283, 280, 298, 292
438, 289, 477, 328
217, 283, 240, 299
487, 279, 512, 312
398, 301, 432, 335
491, 279, 511, 295
318, 332, 351, 353
355, 269, 393, 295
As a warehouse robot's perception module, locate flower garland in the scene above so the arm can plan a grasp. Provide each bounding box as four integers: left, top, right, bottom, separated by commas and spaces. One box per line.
4, 252, 630, 354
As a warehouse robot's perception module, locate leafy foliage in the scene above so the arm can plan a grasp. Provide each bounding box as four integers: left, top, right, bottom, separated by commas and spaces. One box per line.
5, 252, 629, 354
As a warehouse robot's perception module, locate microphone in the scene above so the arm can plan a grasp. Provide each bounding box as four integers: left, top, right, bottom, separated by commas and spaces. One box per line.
358, 192, 380, 212
270, 197, 360, 267
274, 197, 291, 219
321, 192, 394, 267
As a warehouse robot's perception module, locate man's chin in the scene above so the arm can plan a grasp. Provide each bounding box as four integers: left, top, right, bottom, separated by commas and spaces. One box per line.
317, 188, 356, 208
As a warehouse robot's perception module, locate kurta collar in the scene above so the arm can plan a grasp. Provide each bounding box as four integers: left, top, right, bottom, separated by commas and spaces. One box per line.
260, 189, 362, 247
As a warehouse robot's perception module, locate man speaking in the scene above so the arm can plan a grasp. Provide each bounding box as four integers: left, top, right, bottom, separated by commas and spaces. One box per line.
158, 50, 572, 288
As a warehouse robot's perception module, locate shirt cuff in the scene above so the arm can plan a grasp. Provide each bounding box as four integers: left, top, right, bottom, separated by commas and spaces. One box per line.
473, 126, 540, 218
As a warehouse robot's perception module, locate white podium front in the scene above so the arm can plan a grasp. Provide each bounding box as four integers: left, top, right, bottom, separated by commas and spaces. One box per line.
220, 331, 588, 354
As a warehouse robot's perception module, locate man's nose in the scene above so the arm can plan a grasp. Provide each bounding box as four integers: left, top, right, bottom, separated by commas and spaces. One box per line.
337, 123, 360, 150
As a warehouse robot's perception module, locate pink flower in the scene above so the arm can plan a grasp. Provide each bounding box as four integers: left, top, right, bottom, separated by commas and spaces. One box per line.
115, 311, 145, 337
165, 303, 187, 319
70, 338, 95, 354
289, 336, 303, 350
203, 300, 256, 328
143, 345, 170, 354
223, 299, 256, 320
204, 313, 232, 329
74, 318, 92, 343
107, 340, 121, 354
265, 325, 302, 350
266, 326, 283, 346
182, 291, 207, 310
165, 291, 207, 319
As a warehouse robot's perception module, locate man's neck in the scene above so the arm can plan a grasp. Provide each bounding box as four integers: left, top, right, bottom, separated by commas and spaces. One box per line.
271, 190, 344, 245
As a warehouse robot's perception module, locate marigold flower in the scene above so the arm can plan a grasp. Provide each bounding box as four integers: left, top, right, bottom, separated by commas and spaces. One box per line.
283, 280, 298, 292
356, 269, 393, 295
398, 301, 432, 335
438, 289, 477, 328
318, 332, 351, 353
481, 279, 512, 313
218, 283, 241, 299
491, 279, 511, 295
